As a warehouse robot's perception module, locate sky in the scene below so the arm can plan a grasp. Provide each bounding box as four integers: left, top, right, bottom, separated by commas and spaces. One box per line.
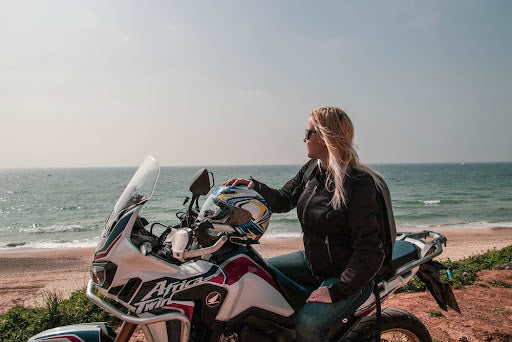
1, 1, 511, 168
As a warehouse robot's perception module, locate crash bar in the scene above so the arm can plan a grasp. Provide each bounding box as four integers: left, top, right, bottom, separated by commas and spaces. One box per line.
86, 280, 191, 342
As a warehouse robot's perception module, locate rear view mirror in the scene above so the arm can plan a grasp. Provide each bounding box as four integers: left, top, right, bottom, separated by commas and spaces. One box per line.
189, 168, 213, 196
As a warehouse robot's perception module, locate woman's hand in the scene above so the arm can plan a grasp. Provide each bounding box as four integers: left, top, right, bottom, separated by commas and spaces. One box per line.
306, 286, 333, 303
223, 178, 255, 189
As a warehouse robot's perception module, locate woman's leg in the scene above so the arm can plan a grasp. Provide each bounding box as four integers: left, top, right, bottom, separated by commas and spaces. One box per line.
295, 279, 374, 342
267, 251, 319, 310
266, 251, 319, 287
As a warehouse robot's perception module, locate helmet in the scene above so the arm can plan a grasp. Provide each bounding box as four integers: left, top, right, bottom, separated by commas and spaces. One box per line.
197, 185, 272, 243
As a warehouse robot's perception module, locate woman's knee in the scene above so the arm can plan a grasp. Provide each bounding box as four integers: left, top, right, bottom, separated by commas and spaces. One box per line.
295, 307, 329, 341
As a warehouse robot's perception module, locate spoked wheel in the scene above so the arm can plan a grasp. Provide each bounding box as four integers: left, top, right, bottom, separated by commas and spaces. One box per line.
380, 328, 422, 342
342, 307, 432, 342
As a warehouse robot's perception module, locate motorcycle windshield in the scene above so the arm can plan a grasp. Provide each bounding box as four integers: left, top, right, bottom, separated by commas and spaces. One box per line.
98, 155, 160, 248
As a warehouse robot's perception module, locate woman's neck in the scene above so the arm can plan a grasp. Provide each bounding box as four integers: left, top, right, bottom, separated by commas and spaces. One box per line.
319, 157, 328, 169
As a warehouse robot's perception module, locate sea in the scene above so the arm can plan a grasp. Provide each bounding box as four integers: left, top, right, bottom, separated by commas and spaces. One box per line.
1, 163, 511, 251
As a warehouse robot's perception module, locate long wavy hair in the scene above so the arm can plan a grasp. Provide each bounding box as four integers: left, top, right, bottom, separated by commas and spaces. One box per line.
309, 106, 360, 209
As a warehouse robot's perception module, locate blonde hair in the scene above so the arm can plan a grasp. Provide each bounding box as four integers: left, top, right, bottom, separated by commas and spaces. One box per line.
309, 106, 360, 209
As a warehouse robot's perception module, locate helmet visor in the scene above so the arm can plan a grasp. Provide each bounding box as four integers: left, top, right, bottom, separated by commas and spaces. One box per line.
198, 194, 234, 223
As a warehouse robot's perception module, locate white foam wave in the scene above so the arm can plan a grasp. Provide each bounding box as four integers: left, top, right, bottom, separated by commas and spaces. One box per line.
420, 200, 441, 206
21, 224, 91, 234
0, 238, 99, 251
398, 221, 512, 232
260, 232, 303, 240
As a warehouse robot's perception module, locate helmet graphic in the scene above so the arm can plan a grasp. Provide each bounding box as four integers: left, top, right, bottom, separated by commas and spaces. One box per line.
197, 185, 272, 243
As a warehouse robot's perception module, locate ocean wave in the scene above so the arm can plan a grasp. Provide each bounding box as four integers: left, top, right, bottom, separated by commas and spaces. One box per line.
271, 217, 300, 224
397, 199, 462, 206
56, 206, 82, 211
260, 232, 303, 240
395, 212, 446, 220
0, 226, 16, 232
397, 221, 512, 232
0, 238, 98, 250
21, 224, 93, 234
421, 200, 440, 206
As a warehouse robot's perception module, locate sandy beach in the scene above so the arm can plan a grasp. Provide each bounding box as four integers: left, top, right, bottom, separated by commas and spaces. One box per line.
0, 226, 510, 314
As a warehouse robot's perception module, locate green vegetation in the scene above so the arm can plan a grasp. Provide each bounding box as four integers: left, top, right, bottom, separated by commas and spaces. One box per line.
489, 279, 512, 288
492, 306, 511, 315
425, 309, 444, 318
0, 289, 116, 342
402, 244, 512, 292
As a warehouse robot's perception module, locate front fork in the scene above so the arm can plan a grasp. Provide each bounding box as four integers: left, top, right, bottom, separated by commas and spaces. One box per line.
114, 322, 137, 342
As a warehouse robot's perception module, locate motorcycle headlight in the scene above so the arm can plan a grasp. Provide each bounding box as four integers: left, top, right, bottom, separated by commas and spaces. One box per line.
90, 265, 106, 286
90, 261, 117, 288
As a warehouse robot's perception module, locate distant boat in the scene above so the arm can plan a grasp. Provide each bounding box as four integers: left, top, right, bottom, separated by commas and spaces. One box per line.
461, 161, 465, 166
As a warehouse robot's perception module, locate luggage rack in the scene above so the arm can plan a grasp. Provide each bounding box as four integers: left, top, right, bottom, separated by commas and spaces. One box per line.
390, 231, 447, 281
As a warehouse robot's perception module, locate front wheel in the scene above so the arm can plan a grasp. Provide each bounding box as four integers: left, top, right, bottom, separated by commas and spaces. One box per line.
342, 307, 432, 342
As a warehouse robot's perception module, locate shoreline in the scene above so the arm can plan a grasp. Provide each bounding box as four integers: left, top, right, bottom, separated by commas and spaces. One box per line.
1, 226, 511, 313
2, 222, 511, 252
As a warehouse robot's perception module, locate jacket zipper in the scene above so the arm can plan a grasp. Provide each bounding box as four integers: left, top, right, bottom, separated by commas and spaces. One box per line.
325, 236, 333, 263
301, 184, 317, 224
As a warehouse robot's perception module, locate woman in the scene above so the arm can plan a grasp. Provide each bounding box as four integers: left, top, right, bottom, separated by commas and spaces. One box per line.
224, 106, 385, 342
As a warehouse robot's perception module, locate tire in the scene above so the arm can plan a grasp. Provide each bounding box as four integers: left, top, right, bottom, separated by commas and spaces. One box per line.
341, 307, 432, 342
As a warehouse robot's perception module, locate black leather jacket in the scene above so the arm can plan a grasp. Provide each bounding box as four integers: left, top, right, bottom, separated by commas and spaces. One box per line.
252, 159, 385, 302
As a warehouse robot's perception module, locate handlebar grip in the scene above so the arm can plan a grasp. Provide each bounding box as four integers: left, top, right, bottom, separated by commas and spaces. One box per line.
183, 235, 228, 259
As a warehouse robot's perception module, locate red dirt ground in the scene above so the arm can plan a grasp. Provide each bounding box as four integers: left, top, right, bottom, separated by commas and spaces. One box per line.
386, 270, 512, 342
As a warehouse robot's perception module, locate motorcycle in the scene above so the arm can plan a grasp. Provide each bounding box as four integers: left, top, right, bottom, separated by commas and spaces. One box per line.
29, 155, 459, 342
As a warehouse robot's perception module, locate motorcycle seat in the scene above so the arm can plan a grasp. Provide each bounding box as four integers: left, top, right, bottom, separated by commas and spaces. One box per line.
389, 239, 420, 272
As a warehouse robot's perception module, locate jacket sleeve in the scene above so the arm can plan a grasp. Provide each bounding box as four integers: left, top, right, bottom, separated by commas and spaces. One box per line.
328, 175, 385, 302
250, 160, 315, 213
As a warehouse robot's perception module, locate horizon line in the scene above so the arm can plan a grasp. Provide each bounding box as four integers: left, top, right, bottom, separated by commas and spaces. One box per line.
1, 160, 511, 170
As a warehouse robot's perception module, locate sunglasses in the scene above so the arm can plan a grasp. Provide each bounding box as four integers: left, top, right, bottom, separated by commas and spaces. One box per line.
304, 129, 318, 140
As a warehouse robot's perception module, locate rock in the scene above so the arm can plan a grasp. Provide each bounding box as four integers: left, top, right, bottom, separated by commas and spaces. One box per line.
494, 262, 512, 270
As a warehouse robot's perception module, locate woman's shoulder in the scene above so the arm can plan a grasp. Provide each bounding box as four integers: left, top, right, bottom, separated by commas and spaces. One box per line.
347, 165, 375, 181
345, 165, 380, 193
298, 159, 319, 177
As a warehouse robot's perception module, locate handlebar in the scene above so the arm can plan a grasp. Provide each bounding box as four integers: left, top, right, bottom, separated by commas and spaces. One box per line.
183, 235, 228, 259
169, 226, 228, 262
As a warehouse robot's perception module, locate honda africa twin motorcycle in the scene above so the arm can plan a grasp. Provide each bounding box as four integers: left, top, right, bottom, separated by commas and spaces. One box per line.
29, 155, 459, 342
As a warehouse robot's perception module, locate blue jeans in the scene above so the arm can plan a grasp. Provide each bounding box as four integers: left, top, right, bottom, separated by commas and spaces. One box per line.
267, 251, 374, 342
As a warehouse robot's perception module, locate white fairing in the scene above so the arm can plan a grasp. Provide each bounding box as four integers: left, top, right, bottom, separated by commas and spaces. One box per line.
217, 273, 294, 321
96, 208, 181, 289
28, 323, 109, 342
96, 207, 214, 294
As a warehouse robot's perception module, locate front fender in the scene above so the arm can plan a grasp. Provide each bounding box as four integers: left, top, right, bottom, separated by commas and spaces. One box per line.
28, 322, 115, 342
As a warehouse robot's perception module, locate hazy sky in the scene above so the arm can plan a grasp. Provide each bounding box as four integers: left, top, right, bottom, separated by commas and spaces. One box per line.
1, 1, 511, 168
